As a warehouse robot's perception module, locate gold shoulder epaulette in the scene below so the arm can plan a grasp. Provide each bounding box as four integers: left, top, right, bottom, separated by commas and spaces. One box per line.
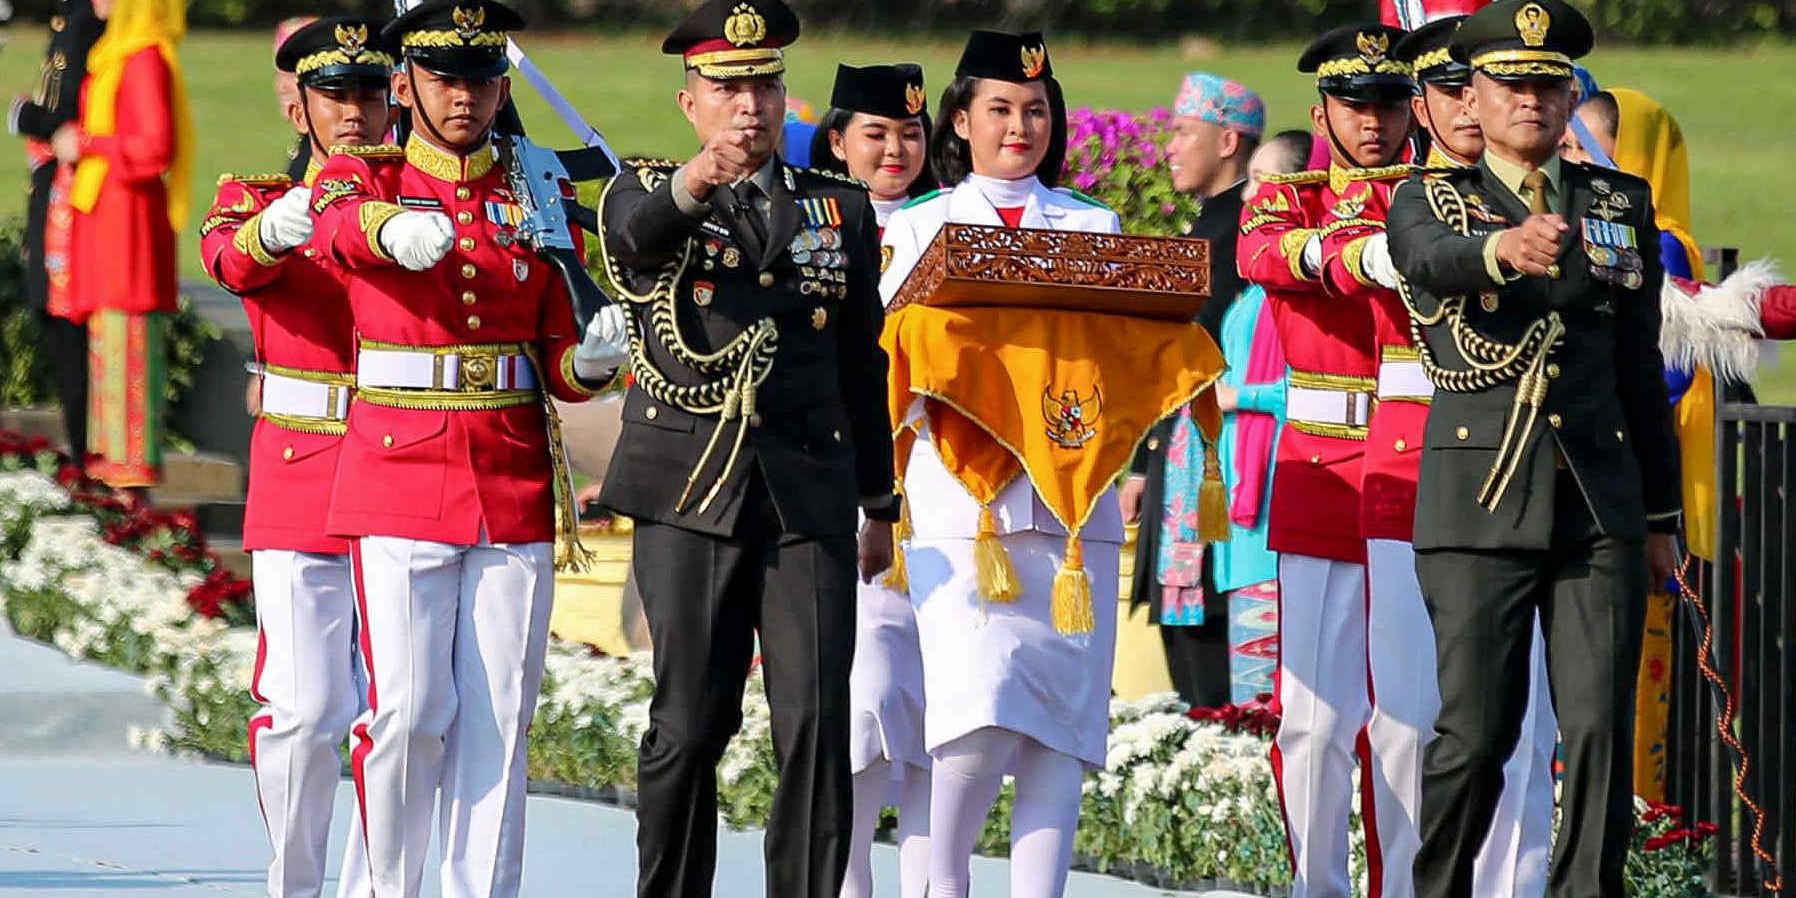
796, 166, 868, 190
328, 143, 404, 160
216, 172, 293, 188
1259, 170, 1330, 186
1349, 163, 1418, 182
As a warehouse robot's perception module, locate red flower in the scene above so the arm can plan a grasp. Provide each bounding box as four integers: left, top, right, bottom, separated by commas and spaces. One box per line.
1694, 822, 1719, 839
1644, 829, 1692, 852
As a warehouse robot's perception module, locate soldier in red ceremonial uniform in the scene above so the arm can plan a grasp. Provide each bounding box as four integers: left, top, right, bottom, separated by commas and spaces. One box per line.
1236, 24, 1410, 898
307, 2, 597, 895
199, 16, 394, 898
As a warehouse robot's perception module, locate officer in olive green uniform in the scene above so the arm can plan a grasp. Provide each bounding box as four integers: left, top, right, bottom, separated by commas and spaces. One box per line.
594, 1, 897, 895
1385, 2, 1682, 895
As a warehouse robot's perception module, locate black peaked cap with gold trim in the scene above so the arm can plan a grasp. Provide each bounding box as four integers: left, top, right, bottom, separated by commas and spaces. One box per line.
662, 0, 800, 81
277, 17, 397, 89
1299, 24, 1413, 103
830, 63, 928, 120
384, 0, 524, 81
956, 30, 1052, 83
1450, 0, 1592, 82
1394, 15, 1470, 88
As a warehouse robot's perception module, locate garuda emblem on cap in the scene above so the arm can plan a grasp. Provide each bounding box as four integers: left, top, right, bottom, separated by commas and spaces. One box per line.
452, 5, 486, 41
905, 82, 926, 115
1517, 2, 1550, 48
1357, 31, 1390, 66
336, 23, 369, 55
1020, 44, 1047, 79
725, 3, 768, 47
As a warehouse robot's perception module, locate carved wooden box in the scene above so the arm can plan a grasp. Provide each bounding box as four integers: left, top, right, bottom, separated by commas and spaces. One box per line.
888, 224, 1210, 321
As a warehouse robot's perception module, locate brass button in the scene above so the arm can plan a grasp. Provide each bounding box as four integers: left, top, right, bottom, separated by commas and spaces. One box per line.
1310, 454, 1322, 465
758, 272, 775, 288
382, 434, 394, 448
1546, 363, 1561, 378
456, 186, 472, 201
644, 406, 659, 421
456, 211, 474, 225
1616, 429, 1626, 442
282, 446, 295, 460
1394, 438, 1408, 452
1548, 413, 1563, 428
461, 263, 477, 279
832, 430, 843, 442
458, 236, 476, 252
1456, 426, 1470, 441
1146, 437, 1161, 451
749, 412, 765, 427
303, 248, 318, 259
461, 291, 477, 306
467, 315, 482, 330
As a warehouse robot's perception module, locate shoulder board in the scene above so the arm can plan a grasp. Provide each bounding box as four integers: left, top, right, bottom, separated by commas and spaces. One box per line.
327, 143, 404, 161
216, 172, 292, 188
624, 157, 681, 173
901, 187, 948, 209
1419, 164, 1472, 180
1259, 170, 1330, 186
1567, 161, 1648, 190
1347, 163, 1417, 182
794, 166, 868, 190
1053, 187, 1111, 210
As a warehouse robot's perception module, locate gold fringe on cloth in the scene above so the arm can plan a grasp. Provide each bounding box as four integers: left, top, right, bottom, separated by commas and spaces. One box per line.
523, 346, 594, 573
1050, 533, 1095, 635
974, 505, 1022, 603
1193, 388, 1230, 544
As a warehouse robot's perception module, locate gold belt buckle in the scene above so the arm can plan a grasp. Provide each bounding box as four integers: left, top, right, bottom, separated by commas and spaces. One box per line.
460, 349, 498, 392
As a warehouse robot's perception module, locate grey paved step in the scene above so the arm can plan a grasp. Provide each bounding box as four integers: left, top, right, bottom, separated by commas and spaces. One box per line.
0, 406, 65, 446
154, 452, 245, 504
0, 625, 169, 758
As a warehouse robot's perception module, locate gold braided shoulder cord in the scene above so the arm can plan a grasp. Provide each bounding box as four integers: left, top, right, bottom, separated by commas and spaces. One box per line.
1396, 177, 1566, 510
594, 169, 784, 515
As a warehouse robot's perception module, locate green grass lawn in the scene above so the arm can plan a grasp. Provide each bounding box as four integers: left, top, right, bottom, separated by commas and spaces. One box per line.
5, 27, 1794, 395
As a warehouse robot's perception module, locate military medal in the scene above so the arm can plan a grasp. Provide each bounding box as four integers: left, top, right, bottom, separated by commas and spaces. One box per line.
722, 247, 742, 268
693, 280, 715, 306
486, 200, 525, 228
494, 229, 515, 248
812, 306, 828, 330
819, 228, 841, 250
798, 197, 844, 229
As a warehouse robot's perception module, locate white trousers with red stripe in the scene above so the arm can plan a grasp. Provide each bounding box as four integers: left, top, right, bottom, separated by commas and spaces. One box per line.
1365, 539, 1557, 898
348, 536, 555, 898
1273, 552, 1371, 898
249, 549, 372, 898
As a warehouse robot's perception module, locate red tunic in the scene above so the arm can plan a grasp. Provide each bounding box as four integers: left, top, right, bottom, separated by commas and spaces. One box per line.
200, 169, 355, 555
70, 48, 178, 320
1238, 168, 1375, 563
1317, 166, 1425, 543
311, 138, 595, 545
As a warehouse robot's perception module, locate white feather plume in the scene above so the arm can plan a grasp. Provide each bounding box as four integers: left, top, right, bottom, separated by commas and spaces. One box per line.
1658, 259, 1783, 385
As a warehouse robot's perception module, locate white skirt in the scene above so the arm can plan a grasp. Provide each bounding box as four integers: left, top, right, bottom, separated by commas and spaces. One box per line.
906, 530, 1120, 768
848, 578, 930, 774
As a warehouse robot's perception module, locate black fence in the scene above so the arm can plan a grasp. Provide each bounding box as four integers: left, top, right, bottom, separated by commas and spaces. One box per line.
1664, 249, 1795, 896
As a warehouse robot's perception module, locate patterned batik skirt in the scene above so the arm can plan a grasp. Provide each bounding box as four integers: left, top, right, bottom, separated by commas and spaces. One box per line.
86, 310, 166, 488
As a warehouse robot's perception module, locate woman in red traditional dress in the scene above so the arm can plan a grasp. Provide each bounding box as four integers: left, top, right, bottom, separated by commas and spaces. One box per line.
52, 0, 193, 491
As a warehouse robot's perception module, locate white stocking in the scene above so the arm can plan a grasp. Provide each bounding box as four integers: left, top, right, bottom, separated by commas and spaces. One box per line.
928, 728, 1086, 897
928, 728, 1012, 898
895, 761, 932, 898
1006, 739, 1085, 898
842, 760, 892, 898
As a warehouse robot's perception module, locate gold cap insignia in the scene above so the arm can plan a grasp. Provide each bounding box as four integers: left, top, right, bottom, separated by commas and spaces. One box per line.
1020, 45, 1047, 79
1357, 31, 1390, 66
452, 5, 487, 41
724, 4, 768, 48
336, 23, 369, 55
904, 82, 926, 116
1517, 3, 1550, 48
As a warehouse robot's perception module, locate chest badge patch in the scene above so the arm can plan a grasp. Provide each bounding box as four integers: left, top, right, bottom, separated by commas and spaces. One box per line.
1043, 386, 1102, 449
881, 245, 894, 274
693, 281, 715, 307
513, 258, 530, 283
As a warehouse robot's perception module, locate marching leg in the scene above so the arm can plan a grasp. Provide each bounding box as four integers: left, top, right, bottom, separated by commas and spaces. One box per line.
349, 537, 462, 898
437, 540, 556, 898
842, 760, 893, 898
1007, 737, 1086, 898
1472, 613, 1556, 898
927, 728, 1015, 898
1364, 539, 1439, 898
895, 762, 932, 898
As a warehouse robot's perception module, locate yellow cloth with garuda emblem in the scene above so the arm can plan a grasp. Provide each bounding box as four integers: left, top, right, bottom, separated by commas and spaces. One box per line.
882, 304, 1227, 633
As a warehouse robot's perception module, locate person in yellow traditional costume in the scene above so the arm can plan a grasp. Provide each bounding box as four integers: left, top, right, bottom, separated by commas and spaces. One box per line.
878, 30, 1224, 898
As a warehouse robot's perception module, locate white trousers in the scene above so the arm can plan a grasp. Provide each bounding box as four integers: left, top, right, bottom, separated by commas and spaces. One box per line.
249, 550, 371, 898
348, 537, 556, 898
1273, 553, 1370, 898
1365, 539, 1557, 898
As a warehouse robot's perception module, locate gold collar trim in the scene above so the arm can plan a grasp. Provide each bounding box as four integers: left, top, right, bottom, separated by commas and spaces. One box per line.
304, 158, 324, 187
405, 135, 497, 183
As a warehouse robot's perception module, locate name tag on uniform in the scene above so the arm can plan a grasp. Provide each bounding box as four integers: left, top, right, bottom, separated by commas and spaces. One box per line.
399, 195, 444, 210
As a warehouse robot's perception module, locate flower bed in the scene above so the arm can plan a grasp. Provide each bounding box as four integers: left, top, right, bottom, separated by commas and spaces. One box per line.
0, 431, 1716, 897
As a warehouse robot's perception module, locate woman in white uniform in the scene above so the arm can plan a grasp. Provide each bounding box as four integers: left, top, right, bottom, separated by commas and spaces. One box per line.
811, 62, 938, 898
878, 31, 1125, 898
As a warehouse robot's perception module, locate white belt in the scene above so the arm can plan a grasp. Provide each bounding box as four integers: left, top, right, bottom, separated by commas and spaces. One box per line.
1376, 359, 1435, 402
357, 348, 538, 392
1288, 385, 1372, 428
262, 369, 353, 421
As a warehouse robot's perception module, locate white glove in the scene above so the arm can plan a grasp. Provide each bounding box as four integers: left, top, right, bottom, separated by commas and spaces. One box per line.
1360, 232, 1401, 290
378, 211, 455, 271
1301, 233, 1323, 277
573, 304, 631, 381
257, 186, 315, 254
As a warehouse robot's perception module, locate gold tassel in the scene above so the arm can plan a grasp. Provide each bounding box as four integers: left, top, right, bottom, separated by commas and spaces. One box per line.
973, 505, 1020, 602
526, 347, 595, 573
881, 484, 912, 592
1198, 440, 1230, 543
1050, 534, 1095, 635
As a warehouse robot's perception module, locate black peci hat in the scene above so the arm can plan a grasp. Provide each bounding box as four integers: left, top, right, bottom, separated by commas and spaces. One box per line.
1299, 24, 1414, 103
383, 0, 524, 81
662, 0, 801, 80
1394, 16, 1471, 88
955, 30, 1053, 83
1450, 0, 1592, 82
276, 17, 397, 89
829, 63, 928, 120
